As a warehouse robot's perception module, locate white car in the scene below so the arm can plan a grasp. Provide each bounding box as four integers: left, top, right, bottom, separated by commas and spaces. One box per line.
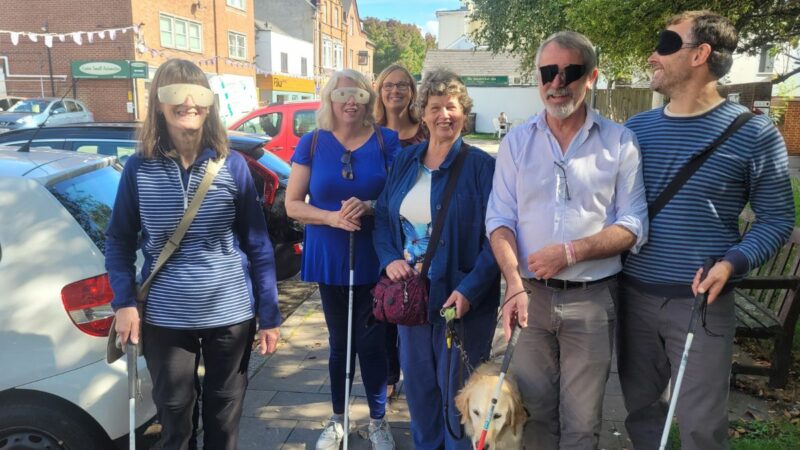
0, 97, 94, 133
0, 147, 156, 448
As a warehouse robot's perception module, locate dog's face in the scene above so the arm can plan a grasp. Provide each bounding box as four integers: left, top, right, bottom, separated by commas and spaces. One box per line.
455, 365, 526, 450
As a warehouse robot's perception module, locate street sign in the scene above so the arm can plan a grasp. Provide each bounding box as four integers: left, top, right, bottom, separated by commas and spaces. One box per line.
461, 75, 509, 87
71, 60, 149, 79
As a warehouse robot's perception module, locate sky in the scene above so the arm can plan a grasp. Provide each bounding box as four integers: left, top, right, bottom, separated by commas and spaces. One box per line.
357, 0, 463, 38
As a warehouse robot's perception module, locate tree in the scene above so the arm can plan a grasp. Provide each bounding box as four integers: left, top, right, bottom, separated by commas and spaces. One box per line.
363, 17, 435, 76
470, 0, 800, 83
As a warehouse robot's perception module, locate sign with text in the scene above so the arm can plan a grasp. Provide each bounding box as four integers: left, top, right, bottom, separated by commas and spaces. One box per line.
71, 60, 149, 79
461, 75, 509, 87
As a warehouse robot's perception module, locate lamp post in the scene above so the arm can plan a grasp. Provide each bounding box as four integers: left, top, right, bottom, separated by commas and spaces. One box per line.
43, 21, 55, 96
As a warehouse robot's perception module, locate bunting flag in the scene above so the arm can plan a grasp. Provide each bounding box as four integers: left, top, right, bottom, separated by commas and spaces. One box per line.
0, 25, 140, 48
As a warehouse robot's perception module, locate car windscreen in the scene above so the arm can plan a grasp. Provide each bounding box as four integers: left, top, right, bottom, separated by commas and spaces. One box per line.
49, 165, 120, 254
9, 99, 49, 114
258, 150, 291, 184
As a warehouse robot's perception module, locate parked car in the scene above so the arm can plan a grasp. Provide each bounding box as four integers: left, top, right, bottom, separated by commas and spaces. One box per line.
0, 123, 303, 281
0, 95, 24, 112
229, 100, 320, 162
0, 147, 157, 448
0, 97, 93, 133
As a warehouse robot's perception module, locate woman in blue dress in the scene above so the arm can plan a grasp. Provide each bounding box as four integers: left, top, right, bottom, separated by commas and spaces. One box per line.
285, 69, 401, 450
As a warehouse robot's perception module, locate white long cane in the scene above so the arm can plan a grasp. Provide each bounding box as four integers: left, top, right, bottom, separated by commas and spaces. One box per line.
343, 232, 355, 449
659, 258, 715, 450
127, 342, 138, 450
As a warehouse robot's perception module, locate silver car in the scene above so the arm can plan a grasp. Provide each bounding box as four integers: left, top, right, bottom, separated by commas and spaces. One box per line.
0, 97, 94, 132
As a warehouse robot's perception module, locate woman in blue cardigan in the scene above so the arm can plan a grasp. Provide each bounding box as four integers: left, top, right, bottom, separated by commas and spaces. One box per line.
373, 68, 501, 450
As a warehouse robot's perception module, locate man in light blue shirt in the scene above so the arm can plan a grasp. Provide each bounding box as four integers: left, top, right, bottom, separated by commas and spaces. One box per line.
486, 31, 648, 449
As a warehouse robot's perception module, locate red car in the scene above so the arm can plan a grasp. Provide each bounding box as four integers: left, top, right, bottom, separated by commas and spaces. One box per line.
229, 100, 319, 162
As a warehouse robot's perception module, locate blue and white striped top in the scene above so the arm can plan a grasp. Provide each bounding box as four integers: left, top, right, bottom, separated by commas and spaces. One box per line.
623, 101, 794, 296
106, 148, 280, 330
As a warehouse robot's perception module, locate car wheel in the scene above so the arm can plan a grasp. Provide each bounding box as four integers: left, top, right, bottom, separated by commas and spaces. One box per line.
0, 401, 110, 450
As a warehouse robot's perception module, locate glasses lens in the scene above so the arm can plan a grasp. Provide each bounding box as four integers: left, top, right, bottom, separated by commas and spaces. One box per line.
563, 65, 587, 85
340, 151, 351, 164
655, 30, 684, 55
382, 82, 410, 91
157, 84, 214, 106
331, 88, 370, 104
539, 65, 559, 84
341, 151, 353, 180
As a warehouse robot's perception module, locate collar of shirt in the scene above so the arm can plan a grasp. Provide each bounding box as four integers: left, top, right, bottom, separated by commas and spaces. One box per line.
410, 137, 464, 169
532, 105, 601, 158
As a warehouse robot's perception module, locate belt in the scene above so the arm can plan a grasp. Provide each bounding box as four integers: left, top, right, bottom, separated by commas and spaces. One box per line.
524, 274, 617, 290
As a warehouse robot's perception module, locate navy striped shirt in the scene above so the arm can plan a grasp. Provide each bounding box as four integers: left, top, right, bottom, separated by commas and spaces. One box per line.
106, 149, 280, 330
623, 101, 794, 295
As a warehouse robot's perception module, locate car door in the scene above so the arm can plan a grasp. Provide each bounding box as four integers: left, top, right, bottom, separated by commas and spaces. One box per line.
236, 111, 285, 159
47, 101, 67, 126
290, 109, 317, 157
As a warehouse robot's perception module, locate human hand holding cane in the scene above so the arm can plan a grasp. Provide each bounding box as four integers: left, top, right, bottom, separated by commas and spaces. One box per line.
659, 257, 716, 450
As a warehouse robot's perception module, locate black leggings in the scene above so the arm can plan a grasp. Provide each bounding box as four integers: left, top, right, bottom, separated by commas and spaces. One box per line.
143, 318, 255, 450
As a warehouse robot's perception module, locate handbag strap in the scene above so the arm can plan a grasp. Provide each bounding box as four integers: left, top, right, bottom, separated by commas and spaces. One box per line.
648, 111, 753, 219
419, 142, 469, 277
137, 156, 226, 302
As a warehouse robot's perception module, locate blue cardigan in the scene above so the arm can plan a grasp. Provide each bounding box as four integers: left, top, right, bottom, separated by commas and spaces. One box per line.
373, 138, 500, 324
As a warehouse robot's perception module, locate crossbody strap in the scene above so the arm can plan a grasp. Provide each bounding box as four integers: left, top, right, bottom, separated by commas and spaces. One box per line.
649, 111, 754, 220
137, 156, 226, 302
419, 142, 469, 278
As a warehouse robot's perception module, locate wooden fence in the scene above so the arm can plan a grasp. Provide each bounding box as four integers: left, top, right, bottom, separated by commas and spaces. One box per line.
593, 87, 654, 123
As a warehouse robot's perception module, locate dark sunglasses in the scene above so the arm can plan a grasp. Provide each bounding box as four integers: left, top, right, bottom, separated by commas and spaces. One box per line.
341, 150, 354, 180
539, 64, 587, 86
655, 30, 702, 55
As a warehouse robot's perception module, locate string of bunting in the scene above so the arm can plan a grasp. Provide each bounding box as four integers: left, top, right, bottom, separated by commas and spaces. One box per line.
0, 25, 141, 47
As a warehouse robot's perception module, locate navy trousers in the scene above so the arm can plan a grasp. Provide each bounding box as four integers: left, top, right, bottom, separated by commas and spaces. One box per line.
399, 312, 496, 450
319, 283, 388, 419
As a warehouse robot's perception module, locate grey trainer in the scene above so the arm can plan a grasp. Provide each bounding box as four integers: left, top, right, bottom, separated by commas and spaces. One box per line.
368, 419, 395, 450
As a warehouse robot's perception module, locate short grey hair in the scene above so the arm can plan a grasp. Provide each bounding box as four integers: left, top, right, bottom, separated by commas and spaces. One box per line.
316, 69, 377, 131
416, 68, 473, 133
535, 31, 597, 73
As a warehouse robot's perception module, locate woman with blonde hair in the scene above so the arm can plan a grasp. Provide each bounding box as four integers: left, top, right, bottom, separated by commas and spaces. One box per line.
105, 58, 281, 450
375, 63, 426, 147
286, 69, 401, 450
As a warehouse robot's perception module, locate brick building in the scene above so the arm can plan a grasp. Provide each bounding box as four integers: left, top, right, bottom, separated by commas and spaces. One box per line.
0, 0, 257, 123
780, 100, 800, 155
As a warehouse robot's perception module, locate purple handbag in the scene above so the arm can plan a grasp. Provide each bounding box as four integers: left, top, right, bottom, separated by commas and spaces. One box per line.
371, 144, 468, 326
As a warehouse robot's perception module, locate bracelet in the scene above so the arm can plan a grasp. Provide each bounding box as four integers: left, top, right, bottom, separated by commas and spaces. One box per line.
564, 241, 577, 267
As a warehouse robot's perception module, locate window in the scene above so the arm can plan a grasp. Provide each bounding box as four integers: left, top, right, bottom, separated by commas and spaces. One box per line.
334, 43, 343, 70
358, 50, 369, 66
65, 101, 78, 113
323, 39, 332, 68
333, 8, 339, 27
321, 4, 327, 24
226, 0, 245, 10
281, 52, 288, 73
301, 57, 308, 76
237, 113, 282, 137
51, 101, 66, 114
349, 50, 353, 68
758, 46, 775, 73
293, 110, 317, 137
349, 20, 353, 36
160, 13, 202, 52
228, 31, 247, 59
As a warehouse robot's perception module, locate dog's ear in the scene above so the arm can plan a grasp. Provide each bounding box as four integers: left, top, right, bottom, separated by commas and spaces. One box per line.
454, 388, 470, 425
510, 402, 528, 436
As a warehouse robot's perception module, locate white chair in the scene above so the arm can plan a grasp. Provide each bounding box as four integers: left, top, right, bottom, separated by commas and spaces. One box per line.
492, 117, 508, 138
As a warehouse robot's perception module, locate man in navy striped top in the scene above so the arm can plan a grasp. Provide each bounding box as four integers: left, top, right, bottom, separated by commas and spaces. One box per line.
619, 11, 795, 450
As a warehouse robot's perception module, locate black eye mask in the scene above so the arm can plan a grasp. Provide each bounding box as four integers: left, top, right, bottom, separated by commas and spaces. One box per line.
539, 64, 586, 86
655, 30, 700, 55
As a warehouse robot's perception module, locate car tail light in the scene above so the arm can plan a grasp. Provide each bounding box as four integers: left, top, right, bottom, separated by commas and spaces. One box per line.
293, 243, 303, 255
61, 274, 115, 337
242, 153, 279, 207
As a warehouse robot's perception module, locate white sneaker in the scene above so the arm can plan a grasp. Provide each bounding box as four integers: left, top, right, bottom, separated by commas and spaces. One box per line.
368, 419, 395, 450
316, 418, 344, 450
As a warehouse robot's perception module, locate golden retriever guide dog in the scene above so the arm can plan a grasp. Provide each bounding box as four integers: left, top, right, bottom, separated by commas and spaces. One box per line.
455, 363, 526, 450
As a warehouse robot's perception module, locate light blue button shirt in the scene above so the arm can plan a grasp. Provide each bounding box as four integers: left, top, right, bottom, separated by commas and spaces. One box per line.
486, 106, 648, 281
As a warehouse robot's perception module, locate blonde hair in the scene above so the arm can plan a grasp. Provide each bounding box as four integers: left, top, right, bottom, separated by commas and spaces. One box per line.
138, 59, 228, 159
374, 64, 420, 125
316, 69, 376, 131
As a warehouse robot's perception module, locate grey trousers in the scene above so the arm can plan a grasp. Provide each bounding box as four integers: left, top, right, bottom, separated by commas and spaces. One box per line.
512, 278, 618, 450
617, 282, 735, 450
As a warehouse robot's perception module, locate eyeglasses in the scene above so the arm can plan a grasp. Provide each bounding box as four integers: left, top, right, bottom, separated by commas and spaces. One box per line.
341, 150, 354, 180
157, 83, 215, 106
655, 30, 703, 55
553, 161, 571, 201
381, 82, 411, 92
331, 87, 370, 104
538, 64, 587, 86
